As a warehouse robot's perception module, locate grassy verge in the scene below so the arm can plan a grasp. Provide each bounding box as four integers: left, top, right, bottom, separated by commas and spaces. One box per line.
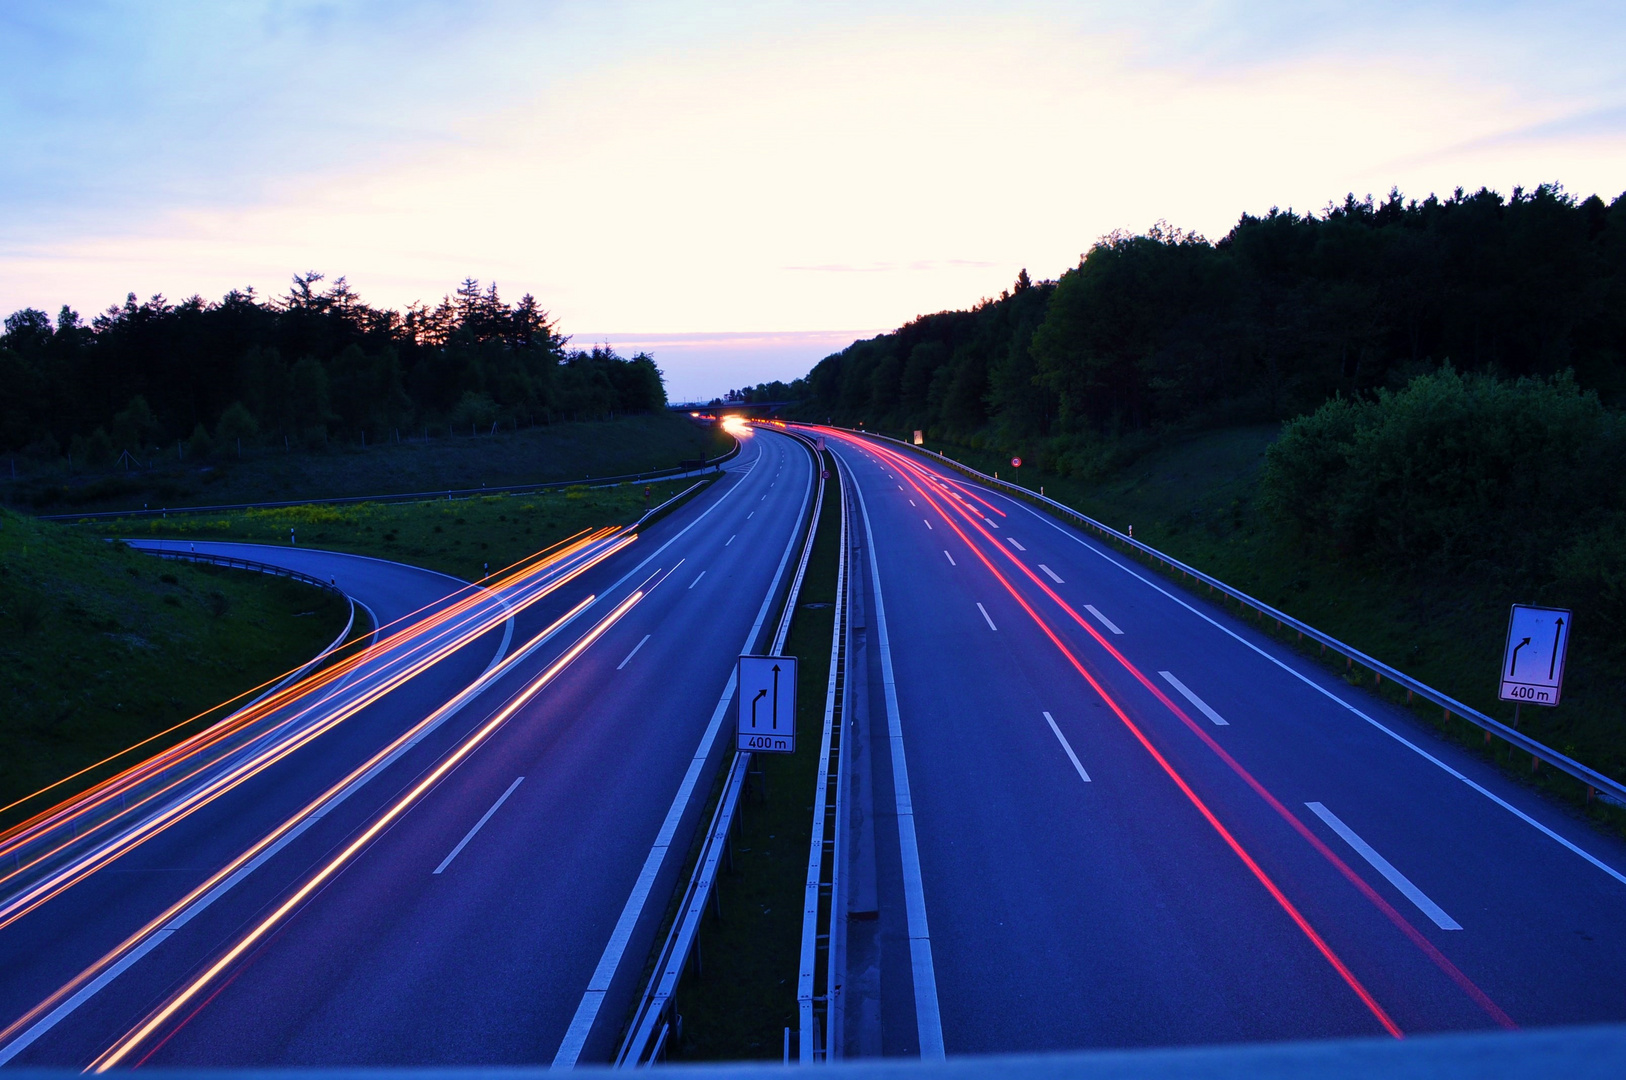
0, 507, 348, 820
663, 452, 841, 1061
78, 476, 713, 581
10, 413, 732, 515
909, 426, 1626, 835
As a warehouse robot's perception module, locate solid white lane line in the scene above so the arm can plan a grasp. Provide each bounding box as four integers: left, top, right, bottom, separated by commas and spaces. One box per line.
1009, 496, 1626, 889
434, 777, 524, 874
1039, 564, 1064, 584
554, 431, 816, 1066
923, 519, 933, 530
1006, 538, 1026, 551
617, 634, 652, 671
1044, 712, 1091, 783
1158, 671, 1229, 726
847, 463, 945, 1058
977, 603, 997, 631
726, 534, 736, 545
943, 550, 956, 566
1084, 604, 1123, 635
690, 570, 707, 589
1305, 802, 1462, 930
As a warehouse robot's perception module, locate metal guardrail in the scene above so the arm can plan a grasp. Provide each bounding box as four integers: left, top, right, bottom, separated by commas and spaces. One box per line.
822, 426, 1626, 809
133, 547, 363, 711
624, 479, 715, 535
616, 429, 829, 1066
138, 548, 350, 597
798, 452, 852, 1062
40, 434, 742, 522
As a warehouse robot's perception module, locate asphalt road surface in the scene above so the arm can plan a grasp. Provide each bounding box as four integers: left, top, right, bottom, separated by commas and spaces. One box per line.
817, 425, 1626, 1057
0, 427, 815, 1068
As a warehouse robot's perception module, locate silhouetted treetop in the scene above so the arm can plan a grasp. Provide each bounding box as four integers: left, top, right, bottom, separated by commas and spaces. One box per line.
1, 275, 669, 457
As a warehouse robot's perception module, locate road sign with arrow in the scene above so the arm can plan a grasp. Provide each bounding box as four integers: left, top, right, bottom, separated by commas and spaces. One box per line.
1499, 604, 1571, 706
737, 654, 798, 752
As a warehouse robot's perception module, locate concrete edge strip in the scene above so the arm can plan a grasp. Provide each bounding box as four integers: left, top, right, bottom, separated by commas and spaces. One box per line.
842, 450, 946, 1061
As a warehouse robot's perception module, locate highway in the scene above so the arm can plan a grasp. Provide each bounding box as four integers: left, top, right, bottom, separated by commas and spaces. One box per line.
0, 426, 816, 1068
814, 426, 1626, 1056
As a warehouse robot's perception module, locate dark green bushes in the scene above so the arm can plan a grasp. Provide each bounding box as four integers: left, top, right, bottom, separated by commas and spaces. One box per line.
1261, 369, 1626, 640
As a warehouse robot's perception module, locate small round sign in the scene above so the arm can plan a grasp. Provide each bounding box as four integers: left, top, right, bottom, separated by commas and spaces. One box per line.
1011, 456, 1022, 468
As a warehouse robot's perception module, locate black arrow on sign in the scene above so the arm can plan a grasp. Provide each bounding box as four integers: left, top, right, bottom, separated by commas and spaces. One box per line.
1550, 618, 1565, 678
771, 664, 781, 729
751, 688, 767, 728
1509, 636, 1530, 676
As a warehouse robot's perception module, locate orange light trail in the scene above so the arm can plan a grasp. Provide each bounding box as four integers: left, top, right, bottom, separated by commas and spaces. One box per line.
0, 531, 631, 934
820, 426, 1408, 1037
0, 528, 600, 828
0, 528, 609, 875
0, 588, 606, 1057
90, 586, 649, 1071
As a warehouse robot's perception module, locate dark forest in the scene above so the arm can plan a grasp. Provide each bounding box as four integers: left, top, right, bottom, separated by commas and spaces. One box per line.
791, 184, 1626, 478
0, 275, 667, 465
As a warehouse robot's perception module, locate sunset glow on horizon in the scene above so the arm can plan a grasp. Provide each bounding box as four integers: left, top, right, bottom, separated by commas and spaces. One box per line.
5, 2, 1626, 397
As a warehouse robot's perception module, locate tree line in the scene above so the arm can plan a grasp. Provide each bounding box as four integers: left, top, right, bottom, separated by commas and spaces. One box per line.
799, 184, 1626, 478
0, 275, 667, 466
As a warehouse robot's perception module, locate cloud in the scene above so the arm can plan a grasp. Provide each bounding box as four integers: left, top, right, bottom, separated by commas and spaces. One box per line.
4, 0, 1626, 365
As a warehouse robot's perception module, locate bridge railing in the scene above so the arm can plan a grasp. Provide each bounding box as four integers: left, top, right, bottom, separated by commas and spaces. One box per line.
821, 426, 1626, 810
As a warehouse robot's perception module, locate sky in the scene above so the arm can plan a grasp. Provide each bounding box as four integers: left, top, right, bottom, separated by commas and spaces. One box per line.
4, 1, 1626, 400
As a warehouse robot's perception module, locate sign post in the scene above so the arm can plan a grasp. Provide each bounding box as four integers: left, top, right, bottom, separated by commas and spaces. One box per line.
1499, 604, 1571, 707
737, 654, 798, 753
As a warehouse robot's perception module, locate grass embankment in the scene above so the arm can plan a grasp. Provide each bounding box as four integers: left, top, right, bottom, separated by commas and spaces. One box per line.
82, 477, 712, 582
0, 507, 348, 820
917, 426, 1626, 834
11, 413, 732, 515
663, 453, 842, 1061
